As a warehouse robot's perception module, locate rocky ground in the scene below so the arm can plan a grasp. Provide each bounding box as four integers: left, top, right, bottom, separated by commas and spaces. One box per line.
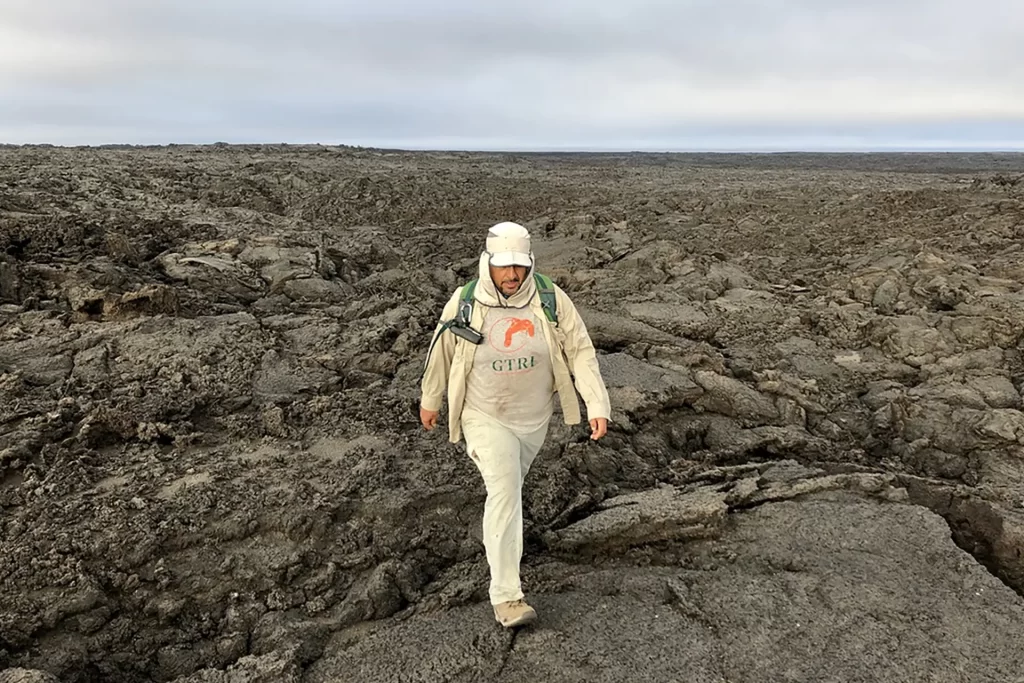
1, 145, 1024, 682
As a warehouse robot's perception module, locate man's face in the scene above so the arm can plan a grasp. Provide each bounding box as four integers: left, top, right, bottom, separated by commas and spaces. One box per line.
489, 264, 528, 296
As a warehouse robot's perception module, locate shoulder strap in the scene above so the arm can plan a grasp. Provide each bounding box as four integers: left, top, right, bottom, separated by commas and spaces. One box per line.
533, 273, 558, 325
457, 279, 478, 325
421, 281, 477, 378
454, 275, 556, 326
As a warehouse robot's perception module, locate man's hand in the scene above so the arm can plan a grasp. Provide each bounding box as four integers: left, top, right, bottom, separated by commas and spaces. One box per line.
589, 417, 608, 440
421, 407, 439, 431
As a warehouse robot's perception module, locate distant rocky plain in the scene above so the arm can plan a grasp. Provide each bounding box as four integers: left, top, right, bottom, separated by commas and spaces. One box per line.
1, 146, 1024, 682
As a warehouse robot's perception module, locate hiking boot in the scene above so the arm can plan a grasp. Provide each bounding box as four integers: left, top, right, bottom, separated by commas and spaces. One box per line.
493, 599, 537, 628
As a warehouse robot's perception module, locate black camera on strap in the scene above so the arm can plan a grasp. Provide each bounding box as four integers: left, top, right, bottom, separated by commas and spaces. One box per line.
450, 297, 484, 344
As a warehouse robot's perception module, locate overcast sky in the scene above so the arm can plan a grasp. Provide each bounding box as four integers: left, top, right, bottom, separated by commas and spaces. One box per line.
1, 0, 1022, 150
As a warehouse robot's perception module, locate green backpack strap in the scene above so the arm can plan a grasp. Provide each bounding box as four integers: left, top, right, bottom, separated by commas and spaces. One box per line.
457, 278, 478, 326
436, 275, 554, 350
533, 272, 558, 326
422, 278, 479, 379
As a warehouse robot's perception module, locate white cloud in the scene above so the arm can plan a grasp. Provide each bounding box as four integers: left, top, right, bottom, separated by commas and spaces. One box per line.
0, 0, 1021, 148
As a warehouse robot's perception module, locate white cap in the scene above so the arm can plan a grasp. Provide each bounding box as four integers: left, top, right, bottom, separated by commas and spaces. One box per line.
485, 221, 532, 267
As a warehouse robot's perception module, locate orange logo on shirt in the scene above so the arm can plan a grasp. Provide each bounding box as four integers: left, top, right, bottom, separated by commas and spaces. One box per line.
488, 317, 535, 353
504, 319, 534, 347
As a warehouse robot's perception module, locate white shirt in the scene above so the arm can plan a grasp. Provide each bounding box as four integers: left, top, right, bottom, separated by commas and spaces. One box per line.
464, 304, 555, 433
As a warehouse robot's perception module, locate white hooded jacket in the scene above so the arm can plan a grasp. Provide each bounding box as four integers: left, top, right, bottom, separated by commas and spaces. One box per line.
421, 253, 611, 444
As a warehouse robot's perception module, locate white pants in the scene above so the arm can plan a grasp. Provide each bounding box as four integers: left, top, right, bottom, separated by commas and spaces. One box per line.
461, 407, 550, 605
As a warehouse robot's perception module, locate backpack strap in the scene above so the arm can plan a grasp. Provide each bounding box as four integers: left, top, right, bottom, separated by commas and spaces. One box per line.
443, 274, 554, 345
534, 272, 558, 326
457, 278, 478, 326
421, 279, 478, 378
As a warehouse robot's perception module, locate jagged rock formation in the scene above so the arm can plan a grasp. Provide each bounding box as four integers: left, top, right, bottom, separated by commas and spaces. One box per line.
2, 147, 1024, 682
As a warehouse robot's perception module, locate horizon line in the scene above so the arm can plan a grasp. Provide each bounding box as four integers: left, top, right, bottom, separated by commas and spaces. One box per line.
3, 141, 1024, 155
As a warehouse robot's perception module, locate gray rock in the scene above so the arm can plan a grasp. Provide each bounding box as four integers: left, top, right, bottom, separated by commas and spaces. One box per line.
896, 441, 969, 479
598, 353, 702, 418
946, 314, 1020, 350
705, 262, 758, 294
0, 339, 72, 386
0, 257, 20, 303
546, 471, 904, 556
875, 315, 955, 364
110, 284, 181, 318
860, 380, 906, 411
171, 650, 301, 683
903, 478, 1024, 592
252, 350, 338, 405
158, 252, 265, 303
543, 485, 729, 554
281, 277, 353, 304
773, 337, 849, 384
754, 369, 826, 413
910, 377, 988, 410
576, 307, 679, 347
693, 370, 779, 424
245, 244, 337, 293
72, 344, 110, 384
893, 400, 977, 455
0, 670, 60, 683
10, 143, 1024, 683
850, 270, 889, 303
758, 459, 824, 483
65, 284, 107, 316
626, 302, 718, 340
872, 278, 900, 313
742, 472, 905, 506
304, 494, 1024, 683
975, 409, 1024, 445
968, 374, 1021, 409
929, 347, 1005, 375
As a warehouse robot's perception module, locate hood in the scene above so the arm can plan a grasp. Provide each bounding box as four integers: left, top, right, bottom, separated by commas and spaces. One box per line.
473, 252, 537, 310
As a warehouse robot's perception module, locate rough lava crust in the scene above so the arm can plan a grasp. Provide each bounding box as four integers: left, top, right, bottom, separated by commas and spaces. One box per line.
2, 146, 1024, 682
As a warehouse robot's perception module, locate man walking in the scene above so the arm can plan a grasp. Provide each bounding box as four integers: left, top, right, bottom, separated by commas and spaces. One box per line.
420, 221, 611, 628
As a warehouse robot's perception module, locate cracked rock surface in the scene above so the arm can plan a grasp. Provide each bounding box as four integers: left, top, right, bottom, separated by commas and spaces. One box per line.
2, 147, 1024, 682
306, 490, 1024, 683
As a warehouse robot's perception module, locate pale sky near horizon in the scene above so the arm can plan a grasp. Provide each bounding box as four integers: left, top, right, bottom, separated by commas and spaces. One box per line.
1, 0, 1022, 151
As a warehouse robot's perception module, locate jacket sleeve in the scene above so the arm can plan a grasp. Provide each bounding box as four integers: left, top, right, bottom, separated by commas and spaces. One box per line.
420, 289, 462, 412
555, 287, 612, 421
